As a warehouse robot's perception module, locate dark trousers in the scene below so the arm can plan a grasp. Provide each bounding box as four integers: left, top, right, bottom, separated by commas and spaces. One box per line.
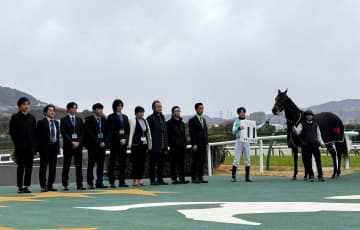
16, 151, 34, 188
302, 145, 323, 178
108, 145, 128, 185
87, 147, 106, 186
131, 144, 147, 179
149, 151, 165, 182
170, 146, 186, 181
39, 145, 58, 188
62, 148, 83, 187
191, 145, 206, 181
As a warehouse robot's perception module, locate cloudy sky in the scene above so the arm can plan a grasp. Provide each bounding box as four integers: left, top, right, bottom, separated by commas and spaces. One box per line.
1, 0, 360, 117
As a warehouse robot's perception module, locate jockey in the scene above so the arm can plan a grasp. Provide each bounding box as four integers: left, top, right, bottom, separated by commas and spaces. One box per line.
231, 107, 269, 182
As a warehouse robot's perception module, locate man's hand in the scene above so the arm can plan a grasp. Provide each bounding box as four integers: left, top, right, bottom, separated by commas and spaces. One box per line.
99, 142, 106, 148
72, 141, 80, 149
240, 125, 245, 130
192, 145, 198, 152
120, 139, 127, 145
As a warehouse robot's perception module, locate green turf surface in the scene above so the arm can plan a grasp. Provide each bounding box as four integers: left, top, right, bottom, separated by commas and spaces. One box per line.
223, 155, 360, 168
0, 174, 360, 230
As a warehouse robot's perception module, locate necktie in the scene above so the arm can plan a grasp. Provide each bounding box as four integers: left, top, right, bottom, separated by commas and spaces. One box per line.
50, 120, 56, 142
118, 114, 124, 124
200, 117, 204, 128
97, 118, 102, 132
71, 116, 76, 127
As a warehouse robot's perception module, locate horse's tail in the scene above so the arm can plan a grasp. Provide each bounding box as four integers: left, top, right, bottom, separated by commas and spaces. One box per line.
341, 138, 348, 157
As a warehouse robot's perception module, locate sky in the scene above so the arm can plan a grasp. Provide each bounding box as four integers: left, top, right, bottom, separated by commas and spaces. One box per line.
1, 0, 360, 118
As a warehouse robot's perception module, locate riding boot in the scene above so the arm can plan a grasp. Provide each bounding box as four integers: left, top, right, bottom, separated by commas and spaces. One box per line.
231, 166, 237, 182
245, 166, 253, 182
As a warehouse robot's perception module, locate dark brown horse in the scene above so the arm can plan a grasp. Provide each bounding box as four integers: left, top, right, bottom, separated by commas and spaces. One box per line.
272, 89, 348, 179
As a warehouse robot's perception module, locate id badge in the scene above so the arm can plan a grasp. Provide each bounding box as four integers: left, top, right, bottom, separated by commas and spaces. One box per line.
141, 136, 147, 144
98, 133, 104, 139
71, 133, 78, 140
119, 129, 125, 135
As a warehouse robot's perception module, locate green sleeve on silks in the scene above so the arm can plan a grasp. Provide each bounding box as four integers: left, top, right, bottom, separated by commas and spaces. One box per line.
232, 119, 241, 138
256, 122, 268, 130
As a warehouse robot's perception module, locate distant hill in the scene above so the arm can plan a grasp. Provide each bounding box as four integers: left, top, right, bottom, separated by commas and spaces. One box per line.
0, 86, 46, 115
308, 99, 360, 124
265, 99, 360, 125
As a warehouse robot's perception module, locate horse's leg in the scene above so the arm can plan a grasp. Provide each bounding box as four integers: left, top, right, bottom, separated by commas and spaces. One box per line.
300, 148, 308, 179
292, 147, 298, 180
335, 142, 342, 176
326, 143, 337, 178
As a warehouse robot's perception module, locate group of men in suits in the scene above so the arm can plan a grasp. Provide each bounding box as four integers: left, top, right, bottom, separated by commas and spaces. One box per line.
9, 97, 210, 193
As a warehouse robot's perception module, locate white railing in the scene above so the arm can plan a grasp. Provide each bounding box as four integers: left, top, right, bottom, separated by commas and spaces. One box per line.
205, 131, 359, 176
1, 131, 359, 177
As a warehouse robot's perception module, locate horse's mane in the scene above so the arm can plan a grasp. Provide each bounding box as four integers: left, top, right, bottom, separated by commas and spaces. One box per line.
284, 97, 304, 125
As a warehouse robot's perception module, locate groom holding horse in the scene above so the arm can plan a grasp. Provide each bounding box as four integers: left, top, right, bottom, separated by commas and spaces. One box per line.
293, 110, 326, 182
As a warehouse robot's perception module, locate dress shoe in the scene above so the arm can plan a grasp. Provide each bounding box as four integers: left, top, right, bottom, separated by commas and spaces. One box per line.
158, 181, 168, 185
318, 177, 325, 182
96, 184, 109, 189
23, 187, 32, 193
172, 180, 181, 185
41, 187, 48, 193
110, 184, 116, 188
87, 185, 96, 190
199, 180, 208, 183
119, 184, 129, 188
77, 186, 86, 190
17, 187, 24, 194
192, 180, 201, 184
47, 187, 57, 192
179, 180, 190, 184
63, 186, 69, 191
150, 181, 159, 186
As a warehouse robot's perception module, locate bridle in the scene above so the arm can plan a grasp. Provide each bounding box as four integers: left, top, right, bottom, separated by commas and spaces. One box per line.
274, 97, 302, 126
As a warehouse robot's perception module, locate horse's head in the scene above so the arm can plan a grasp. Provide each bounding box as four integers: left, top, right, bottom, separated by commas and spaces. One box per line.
272, 89, 289, 115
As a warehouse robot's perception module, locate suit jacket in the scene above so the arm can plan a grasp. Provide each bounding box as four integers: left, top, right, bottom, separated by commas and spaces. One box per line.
60, 115, 84, 151
166, 117, 187, 148
9, 111, 37, 154
188, 115, 208, 146
107, 113, 130, 149
36, 118, 60, 155
84, 115, 108, 150
147, 113, 168, 152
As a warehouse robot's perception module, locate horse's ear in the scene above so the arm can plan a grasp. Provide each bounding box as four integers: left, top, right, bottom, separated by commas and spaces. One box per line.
278, 89, 281, 95
284, 89, 288, 94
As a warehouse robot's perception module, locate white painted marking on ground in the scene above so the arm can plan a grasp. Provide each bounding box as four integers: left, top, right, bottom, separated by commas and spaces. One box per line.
326, 195, 360, 200
76, 200, 360, 226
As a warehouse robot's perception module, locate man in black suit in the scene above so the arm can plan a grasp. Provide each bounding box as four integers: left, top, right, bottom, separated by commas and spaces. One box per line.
84, 103, 108, 189
147, 100, 168, 185
9, 97, 37, 193
107, 99, 130, 188
37, 104, 60, 192
60, 102, 85, 190
188, 103, 209, 184
167, 106, 189, 184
